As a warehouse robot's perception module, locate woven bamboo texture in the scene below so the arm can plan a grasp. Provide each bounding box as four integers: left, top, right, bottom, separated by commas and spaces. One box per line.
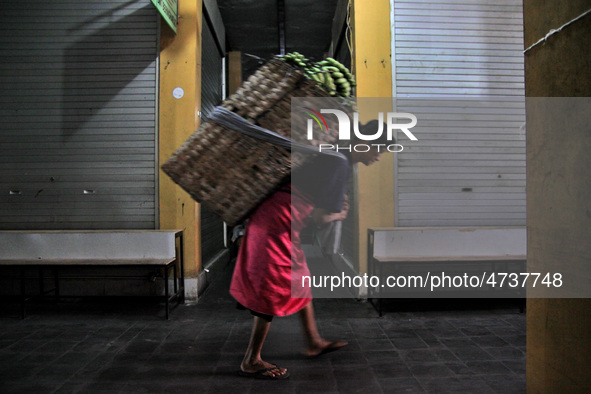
162, 58, 351, 226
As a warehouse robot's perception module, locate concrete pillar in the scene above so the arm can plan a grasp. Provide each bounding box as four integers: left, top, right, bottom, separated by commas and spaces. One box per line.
351, 0, 395, 275
227, 51, 242, 96
158, 0, 203, 301
524, 0, 591, 391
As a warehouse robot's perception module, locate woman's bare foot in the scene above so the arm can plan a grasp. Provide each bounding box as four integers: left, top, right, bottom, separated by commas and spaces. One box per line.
240, 359, 288, 378
305, 339, 348, 358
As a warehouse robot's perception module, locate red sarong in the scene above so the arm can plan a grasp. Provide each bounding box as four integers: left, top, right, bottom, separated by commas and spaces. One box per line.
230, 184, 313, 317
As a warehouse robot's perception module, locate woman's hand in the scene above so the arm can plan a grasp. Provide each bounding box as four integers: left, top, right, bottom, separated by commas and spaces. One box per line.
331, 200, 349, 221
313, 194, 349, 224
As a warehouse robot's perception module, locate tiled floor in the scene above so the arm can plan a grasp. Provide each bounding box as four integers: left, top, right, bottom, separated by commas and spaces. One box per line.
0, 252, 526, 393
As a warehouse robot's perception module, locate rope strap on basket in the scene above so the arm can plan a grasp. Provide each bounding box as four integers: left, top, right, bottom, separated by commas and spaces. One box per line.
209, 106, 347, 161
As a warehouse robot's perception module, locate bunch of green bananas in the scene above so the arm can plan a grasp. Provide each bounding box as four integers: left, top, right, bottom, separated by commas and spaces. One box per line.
279, 52, 310, 68
279, 53, 356, 97
307, 58, 356, 98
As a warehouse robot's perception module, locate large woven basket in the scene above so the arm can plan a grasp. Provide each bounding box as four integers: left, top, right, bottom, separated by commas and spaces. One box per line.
162, 58, 351, 226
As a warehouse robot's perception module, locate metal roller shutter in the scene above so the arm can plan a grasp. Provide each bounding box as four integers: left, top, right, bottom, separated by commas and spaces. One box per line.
391, 0, 526, 227
0, 0, 158, 229
200, 14, 225, 264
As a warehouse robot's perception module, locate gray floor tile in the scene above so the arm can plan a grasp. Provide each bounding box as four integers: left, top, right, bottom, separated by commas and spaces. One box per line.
379, 377, 426, 393
449, 345, 495, 362
2, 381, 63, 394
464, 360, 512, 375
390, 336, 430, 350
482, 374, 526, 394
364, 350, 401, 364
371, 360, 414, 379
482, 346, 525, 361
502, 359, 527, 375
470, 335, 510, 347
409, 363, 455, 378
329, 350, 369, 366
418, 376, 496, 394
399, 348, 449, 363
356, 338, 396, 351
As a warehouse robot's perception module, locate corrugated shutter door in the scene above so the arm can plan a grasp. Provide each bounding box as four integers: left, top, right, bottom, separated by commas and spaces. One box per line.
0, 0, 158, 229
392, 0, 526, 227
200, 16, 225, 264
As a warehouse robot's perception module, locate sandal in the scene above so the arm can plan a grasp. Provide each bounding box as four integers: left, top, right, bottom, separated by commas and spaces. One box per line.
238, 366, 290, 380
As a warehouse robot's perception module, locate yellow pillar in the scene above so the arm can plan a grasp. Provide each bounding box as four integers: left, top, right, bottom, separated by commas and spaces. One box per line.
227, 51, 242, 95
352, 0, 394, 274
158, 1, 203, 283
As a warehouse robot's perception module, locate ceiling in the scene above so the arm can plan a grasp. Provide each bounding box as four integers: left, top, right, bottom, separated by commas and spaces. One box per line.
217, 0, 340, 77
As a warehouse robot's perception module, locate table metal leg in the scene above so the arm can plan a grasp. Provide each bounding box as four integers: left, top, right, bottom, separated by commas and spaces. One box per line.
20, 267, 26, 319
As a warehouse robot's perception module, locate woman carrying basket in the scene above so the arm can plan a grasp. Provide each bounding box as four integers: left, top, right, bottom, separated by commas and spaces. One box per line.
230, 121, 388, 380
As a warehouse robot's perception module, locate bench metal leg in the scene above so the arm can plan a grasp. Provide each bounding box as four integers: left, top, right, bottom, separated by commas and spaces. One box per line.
20, 267, 26, 319
54, 267, 60, 301
177, 232, 185, 304
164, 265, 169, 320
37, 267, 59, 302
519, 298, 526, 313
378, 262, 384, 317
173, 263, 178, 294
39, 267, 44, 297
367, 259, 385, 317
160, 260, 186, 320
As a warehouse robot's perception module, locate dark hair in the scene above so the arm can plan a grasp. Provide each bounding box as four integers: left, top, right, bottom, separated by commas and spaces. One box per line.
352, 120, 393, 145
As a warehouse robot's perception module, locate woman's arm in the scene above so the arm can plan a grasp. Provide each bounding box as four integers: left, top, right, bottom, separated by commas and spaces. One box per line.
312, 195, 349, 225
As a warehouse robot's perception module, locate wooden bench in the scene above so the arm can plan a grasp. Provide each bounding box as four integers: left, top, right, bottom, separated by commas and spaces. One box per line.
367, 227, 526, 316
0, 230, 184, 319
